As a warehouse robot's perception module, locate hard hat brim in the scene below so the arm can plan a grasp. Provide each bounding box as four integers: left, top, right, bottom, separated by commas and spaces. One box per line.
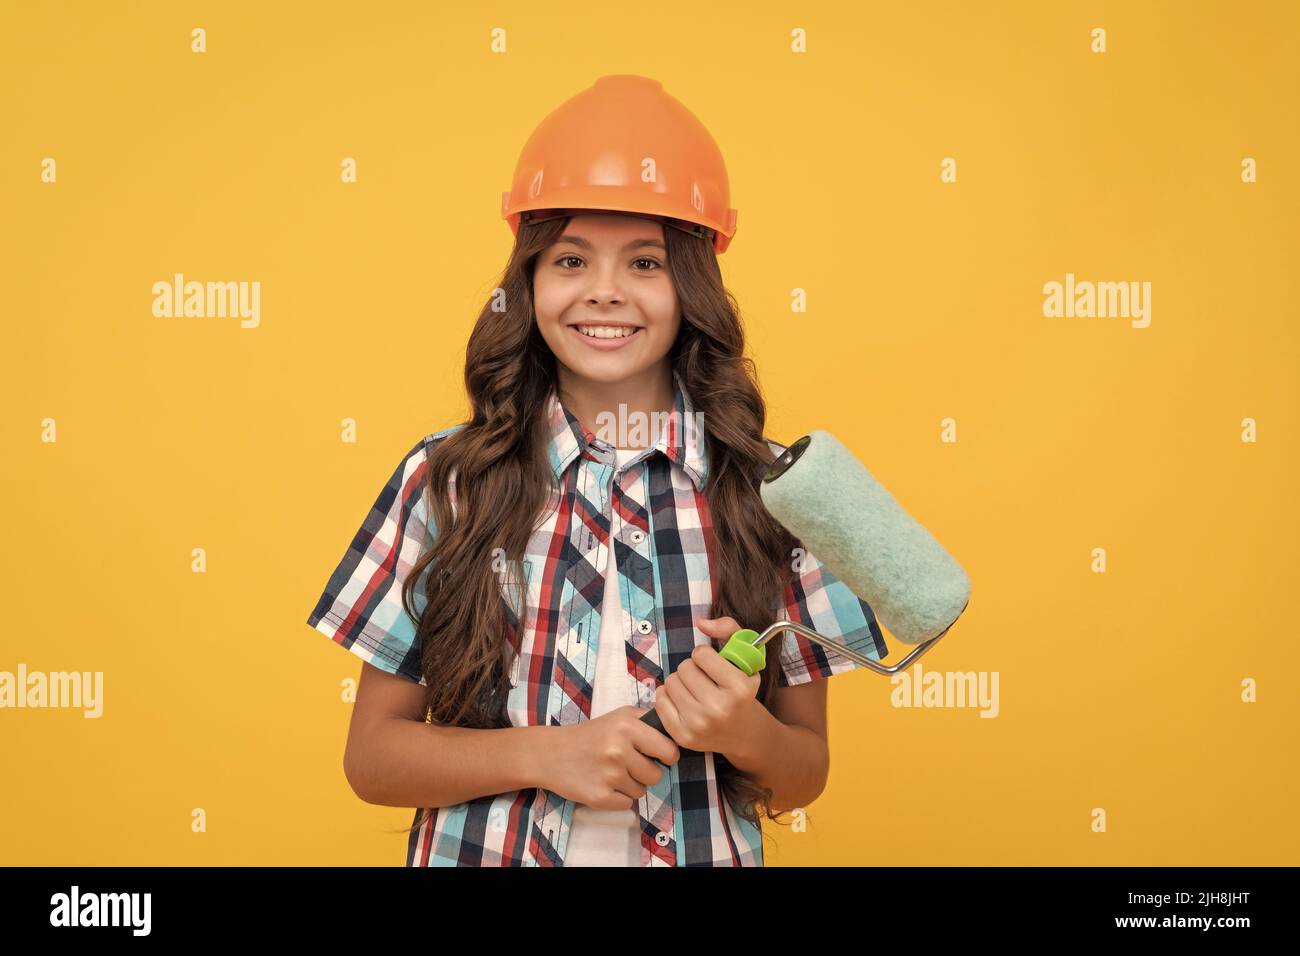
517, 206, 717, 244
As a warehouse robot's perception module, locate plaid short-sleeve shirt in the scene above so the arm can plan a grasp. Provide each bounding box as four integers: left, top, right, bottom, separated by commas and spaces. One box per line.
306, 370, 888, 866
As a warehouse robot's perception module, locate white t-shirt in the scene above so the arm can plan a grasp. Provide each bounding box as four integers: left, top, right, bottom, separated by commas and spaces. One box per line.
564, 447, 644, 867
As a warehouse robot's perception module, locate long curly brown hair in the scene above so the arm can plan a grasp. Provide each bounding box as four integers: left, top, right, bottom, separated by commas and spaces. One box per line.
398, 213, 803, 842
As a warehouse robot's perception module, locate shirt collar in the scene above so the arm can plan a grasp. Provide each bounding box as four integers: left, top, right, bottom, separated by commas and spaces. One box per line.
544, 369, 709, 491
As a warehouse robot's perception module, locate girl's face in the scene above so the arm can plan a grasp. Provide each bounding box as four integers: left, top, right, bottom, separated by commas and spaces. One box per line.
533, 213, 681, 388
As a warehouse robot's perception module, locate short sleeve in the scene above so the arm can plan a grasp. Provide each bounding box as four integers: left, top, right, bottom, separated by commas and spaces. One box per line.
305, 433, 447, 684
771, 543, 889, 687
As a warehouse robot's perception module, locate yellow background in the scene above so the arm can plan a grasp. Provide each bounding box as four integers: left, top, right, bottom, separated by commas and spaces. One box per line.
3, 0, 1297, 865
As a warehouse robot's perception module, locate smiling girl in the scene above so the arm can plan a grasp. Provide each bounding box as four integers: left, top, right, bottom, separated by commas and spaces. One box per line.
306, 75, 887, 866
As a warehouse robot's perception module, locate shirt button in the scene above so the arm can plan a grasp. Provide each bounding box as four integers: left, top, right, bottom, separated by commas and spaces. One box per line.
637, 619, 654, 635
629, 529, 645, 544
655, 831, 670, 847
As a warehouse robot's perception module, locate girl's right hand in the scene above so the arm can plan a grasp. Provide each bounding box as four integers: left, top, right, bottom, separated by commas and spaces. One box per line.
543, 706, 681, 811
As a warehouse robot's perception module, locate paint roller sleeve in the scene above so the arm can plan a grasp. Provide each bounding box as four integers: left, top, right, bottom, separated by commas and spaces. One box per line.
757, 435, 892, 687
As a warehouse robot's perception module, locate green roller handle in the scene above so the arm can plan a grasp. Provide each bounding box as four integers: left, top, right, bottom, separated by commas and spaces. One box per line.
638, 629, 765, 758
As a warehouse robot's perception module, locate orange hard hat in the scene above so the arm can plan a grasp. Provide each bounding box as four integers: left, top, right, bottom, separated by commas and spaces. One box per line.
501, 75, 739, 254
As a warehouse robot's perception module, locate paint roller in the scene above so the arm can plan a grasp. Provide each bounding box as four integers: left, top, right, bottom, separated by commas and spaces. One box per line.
639, 429, 972, 746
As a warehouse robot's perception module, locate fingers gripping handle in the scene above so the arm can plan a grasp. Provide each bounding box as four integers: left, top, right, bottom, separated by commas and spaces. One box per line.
637, 629, 767, 760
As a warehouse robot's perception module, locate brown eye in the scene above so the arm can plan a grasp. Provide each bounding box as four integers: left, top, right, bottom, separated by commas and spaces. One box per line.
632, 257, 662, 271
556, 255, 583, 269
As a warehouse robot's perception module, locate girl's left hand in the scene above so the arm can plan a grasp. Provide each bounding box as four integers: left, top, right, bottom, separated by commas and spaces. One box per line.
654, 615, 764, 754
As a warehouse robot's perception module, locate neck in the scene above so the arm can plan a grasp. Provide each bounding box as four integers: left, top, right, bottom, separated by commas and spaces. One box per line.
555, 362, 675, 451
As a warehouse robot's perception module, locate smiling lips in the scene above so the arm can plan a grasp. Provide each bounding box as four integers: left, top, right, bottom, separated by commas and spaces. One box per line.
569, 324, 643, 350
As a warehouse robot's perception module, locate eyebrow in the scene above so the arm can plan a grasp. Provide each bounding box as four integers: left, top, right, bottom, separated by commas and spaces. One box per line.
554, 235, 666, 252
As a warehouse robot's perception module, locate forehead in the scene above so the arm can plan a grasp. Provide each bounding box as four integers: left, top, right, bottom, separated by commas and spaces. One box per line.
557, 212, 665, 243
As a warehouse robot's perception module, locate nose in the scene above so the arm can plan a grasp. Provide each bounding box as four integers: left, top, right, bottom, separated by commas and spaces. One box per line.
583, 259, 626, 307
586, 289, 624, 307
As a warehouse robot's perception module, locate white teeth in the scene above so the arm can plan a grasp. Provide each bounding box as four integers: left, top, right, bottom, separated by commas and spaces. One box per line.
576, 325, 637, 339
